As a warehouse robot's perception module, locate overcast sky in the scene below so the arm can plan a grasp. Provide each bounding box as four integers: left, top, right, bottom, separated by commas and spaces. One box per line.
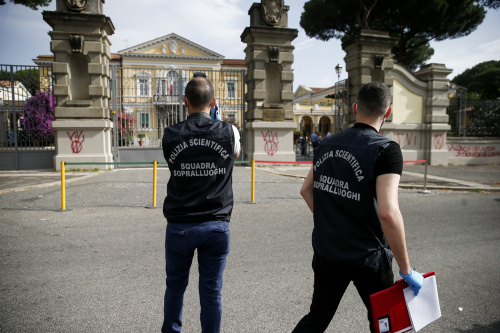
1, 0, 499, 89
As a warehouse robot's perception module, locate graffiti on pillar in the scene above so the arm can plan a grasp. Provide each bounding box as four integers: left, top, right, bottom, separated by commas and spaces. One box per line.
433, 134, 446, 150
397, 132, 418, 147
262, 130, 278, 156
67, 131, 85, 154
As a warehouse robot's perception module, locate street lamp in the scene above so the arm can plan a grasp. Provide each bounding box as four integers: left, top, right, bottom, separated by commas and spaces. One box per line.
335, 63, 342, 81
335, 64, 342, 132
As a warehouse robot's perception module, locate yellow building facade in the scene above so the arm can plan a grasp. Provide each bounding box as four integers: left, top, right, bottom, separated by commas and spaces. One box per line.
293, 83, 347, 138
112, 33, 246, 148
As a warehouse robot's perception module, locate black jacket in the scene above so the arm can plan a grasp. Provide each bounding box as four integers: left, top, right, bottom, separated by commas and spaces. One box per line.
162, 112, 235, 223
312, 126, 395, 271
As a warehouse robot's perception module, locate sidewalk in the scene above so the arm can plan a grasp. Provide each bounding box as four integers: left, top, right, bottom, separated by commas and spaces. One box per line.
256, 163, 500, 192
1, 164, 499, 194
0, 169, 105, 194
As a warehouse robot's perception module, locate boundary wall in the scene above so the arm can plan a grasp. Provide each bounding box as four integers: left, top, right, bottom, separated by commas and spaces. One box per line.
342, 30, 451, 166
447, 138, 500, 165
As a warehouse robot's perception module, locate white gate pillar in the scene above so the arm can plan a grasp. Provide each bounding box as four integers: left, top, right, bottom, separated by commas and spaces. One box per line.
241, 1, 298, 161
44, 0, 115, 170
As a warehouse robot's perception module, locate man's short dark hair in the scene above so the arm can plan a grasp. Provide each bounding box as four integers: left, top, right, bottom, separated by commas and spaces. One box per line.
184, 77, 214, 108
356, 82, 392, 117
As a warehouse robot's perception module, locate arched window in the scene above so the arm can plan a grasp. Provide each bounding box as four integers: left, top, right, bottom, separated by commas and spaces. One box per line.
160, 70, 180, 96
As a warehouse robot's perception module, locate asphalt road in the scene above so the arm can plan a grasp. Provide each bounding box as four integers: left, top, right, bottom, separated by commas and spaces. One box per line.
1, 167, 499, 332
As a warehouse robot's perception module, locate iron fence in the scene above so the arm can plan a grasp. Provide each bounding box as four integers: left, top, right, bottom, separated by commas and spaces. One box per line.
333, 79, 349, 133
110, 66, 245, 150
447, 97, 500, 137
295, 141, 314, 158
0, 64, 54, 150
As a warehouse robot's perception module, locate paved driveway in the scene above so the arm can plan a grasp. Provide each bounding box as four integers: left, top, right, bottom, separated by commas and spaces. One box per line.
1, 167, 499, 332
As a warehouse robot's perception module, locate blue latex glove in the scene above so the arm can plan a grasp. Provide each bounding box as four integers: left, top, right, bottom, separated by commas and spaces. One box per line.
399, 268, 424, 296
210, 101, 221, 121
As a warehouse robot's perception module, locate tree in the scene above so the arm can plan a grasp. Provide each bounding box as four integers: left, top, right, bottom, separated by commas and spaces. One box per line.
0, 68, 40, 95
300, 0, 487, 70
0, 0, 52, 10
452, 60, 500, 99
0, 69, 11, 81
480, 0, 500, 9
13, 68, 40, 96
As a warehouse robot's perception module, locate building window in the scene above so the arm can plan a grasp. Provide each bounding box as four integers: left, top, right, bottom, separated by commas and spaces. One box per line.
157, 70, 180, 96
139, 79, 148, 96
225, 79, 237, 99
136, 71, 151, 97
158, 79, 166, 96
167, 71, 179, 95
139, 111, 150, 128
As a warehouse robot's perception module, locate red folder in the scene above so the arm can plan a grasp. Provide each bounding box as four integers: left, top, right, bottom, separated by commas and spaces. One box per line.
370, 271, 435, 333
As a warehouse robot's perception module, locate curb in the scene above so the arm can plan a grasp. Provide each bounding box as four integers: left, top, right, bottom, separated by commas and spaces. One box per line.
257, 167, 500, 192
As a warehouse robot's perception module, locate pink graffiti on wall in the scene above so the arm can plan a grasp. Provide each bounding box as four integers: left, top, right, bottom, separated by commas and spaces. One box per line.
262, 130, 278, 156
397, 132, 417, 147
433, 134, 446, 150
67, 131, 85, 154
448, 144, 500, 158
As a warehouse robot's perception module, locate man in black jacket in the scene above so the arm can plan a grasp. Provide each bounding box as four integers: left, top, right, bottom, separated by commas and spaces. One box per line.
292, 82, 423, 333
161, 74, 240, 333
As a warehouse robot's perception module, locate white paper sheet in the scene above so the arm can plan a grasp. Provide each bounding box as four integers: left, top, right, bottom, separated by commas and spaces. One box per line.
403, 275, 441, 332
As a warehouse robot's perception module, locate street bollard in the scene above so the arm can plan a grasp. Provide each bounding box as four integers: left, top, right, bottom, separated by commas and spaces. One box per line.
251, 160, 255, 203
61, 161, 66, 211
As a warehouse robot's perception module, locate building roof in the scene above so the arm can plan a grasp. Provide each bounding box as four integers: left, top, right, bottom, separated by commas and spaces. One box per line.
118, 33, 224, 62
35, 54, 122, 60
34, 54, 243, 67
311, 86, 336, 94
0, 80, 20, 87
310, 87, 326, 93
222, 59, 245, 66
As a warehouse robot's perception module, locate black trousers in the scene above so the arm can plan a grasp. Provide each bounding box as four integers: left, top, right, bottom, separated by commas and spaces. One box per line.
292, 253, 394, 333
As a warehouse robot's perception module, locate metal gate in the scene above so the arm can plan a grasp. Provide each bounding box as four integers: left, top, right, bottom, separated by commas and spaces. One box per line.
0, 65, 55, 170
447, 90, 500, 137
110, 66, 246, 163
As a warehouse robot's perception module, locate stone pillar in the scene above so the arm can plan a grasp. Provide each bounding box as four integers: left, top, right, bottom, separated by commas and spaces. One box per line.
415, 64, 452, 165
342, 30, 398, 126
240, 1, 298, 161
43, 0, 114, 170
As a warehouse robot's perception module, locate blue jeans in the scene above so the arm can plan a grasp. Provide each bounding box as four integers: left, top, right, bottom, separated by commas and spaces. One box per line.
162, 221, 230, 333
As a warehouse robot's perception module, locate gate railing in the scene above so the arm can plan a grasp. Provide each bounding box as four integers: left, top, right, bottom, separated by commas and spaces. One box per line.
447, 96, 500, 137
334, 79, 349, 132
1, 65, 55, 157
110, 66, 246, 153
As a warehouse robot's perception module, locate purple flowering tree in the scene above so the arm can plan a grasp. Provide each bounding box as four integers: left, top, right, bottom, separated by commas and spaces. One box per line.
20, 90, 56, 142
